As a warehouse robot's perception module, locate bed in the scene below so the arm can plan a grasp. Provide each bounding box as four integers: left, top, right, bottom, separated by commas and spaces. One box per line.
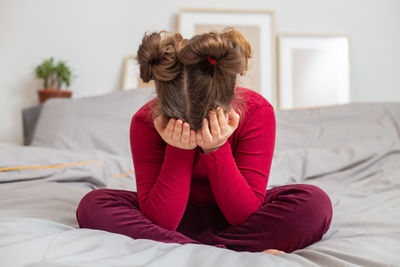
1, 88, 399, 266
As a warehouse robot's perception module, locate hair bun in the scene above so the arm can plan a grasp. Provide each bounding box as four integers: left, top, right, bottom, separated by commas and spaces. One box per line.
177, 27, 252, 77
136, 31, 185, 82
221, 27, 252, 75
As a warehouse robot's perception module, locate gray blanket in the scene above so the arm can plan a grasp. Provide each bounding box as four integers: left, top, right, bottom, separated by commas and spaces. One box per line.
1, 100, 400, 266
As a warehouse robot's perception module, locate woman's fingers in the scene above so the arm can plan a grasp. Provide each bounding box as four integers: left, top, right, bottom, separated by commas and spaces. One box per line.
172, 119, 183, 142
189, 130, 197, 147
154, 110, 235, 150
180, 122, 190, 144
201, 118, 213, 143
209, 109, 221, 137
153, 115, 198, 150
195, 130, 205, 147
165, 117, 175, 139
228, 109, 240, 128
216, 106, 227, 134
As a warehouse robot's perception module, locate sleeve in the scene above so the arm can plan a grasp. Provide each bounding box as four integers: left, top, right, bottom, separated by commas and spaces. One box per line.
199, 104, 276, 225
129, 114, 196, 231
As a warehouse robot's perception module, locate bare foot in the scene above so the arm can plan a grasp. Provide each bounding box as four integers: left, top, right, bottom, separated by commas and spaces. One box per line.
262, 249, 286, 255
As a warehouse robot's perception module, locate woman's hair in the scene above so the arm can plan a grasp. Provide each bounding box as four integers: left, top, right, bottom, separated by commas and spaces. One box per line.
135, 26, 252, 131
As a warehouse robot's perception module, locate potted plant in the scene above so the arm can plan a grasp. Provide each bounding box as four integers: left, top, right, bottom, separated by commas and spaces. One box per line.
34, 57, 75, 103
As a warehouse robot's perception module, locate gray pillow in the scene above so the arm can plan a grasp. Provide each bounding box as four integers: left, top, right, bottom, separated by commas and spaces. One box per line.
31, 88, 156, 158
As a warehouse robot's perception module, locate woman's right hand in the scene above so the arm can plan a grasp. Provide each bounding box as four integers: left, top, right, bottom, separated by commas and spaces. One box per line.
154, 114, 197, 150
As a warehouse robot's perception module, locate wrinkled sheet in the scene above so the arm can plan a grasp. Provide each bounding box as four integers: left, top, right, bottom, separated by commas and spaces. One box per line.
1, 102, 400, 266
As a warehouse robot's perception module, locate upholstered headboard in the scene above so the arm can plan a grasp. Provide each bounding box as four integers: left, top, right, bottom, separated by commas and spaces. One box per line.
22, 104, 43, 145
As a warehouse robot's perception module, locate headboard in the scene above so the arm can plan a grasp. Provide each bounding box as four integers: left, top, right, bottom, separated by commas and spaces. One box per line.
22, 104, 43, 145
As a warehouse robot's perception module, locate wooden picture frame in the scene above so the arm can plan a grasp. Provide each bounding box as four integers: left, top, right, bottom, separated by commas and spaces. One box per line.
122, 54, 155, 90
179, 8, 277, 107
277, 34, 352, 110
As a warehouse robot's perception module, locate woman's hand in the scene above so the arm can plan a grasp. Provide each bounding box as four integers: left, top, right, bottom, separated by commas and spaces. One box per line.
154, 115, 197, 150
196, 106, 240, 154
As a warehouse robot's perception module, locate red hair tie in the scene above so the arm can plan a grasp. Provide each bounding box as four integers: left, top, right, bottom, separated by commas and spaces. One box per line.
208, 56, 217, 65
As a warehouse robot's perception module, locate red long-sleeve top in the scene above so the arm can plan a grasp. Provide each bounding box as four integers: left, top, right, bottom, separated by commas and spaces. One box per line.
129, 87, 276, 231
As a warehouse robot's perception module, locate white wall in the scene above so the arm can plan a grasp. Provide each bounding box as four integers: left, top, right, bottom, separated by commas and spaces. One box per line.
1, 0, 399, 145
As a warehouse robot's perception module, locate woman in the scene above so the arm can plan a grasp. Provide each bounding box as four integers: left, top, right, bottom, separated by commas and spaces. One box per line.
76, 27, 332, 254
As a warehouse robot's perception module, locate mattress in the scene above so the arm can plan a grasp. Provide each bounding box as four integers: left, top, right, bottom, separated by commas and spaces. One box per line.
1, 90, 400, 266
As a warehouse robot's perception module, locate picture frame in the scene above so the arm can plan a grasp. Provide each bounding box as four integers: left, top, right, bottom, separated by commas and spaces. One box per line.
179, 8, 277, 107
122, 54, 155, 90
277, 34, 352, 110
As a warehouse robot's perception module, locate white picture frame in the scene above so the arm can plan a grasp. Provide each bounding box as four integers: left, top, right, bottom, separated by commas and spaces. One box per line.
277, 34, 352, 110
179, 8, 277, 107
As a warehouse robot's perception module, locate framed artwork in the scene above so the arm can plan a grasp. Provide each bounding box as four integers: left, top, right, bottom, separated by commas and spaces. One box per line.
179, 8, 277, 107
122, 55, 155, 90
277, 34, 352, 110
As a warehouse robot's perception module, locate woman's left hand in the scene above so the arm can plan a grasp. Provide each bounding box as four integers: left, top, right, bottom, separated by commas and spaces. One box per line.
196, 106, 240, 154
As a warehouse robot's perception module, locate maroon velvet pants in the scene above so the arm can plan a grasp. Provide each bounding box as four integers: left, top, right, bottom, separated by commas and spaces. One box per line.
76, 184, 332, 253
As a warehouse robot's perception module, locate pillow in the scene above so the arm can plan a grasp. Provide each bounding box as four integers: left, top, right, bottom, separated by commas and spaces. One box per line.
31, 88, 156, 158
275, 102, 400, 151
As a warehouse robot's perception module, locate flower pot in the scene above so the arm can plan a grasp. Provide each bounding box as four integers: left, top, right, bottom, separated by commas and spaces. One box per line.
38, 89, 72, 103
